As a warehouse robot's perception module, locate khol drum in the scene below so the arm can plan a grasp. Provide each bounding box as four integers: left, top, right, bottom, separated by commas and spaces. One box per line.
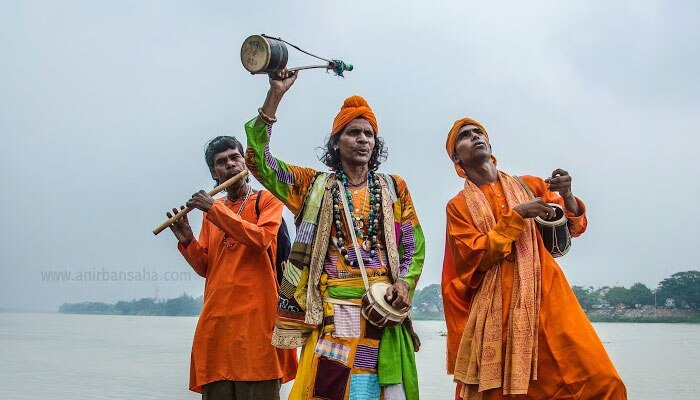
535, 203, 571, 258
361, 281, 409, 328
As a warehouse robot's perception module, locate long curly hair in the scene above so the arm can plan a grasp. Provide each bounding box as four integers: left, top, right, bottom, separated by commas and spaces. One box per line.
318, 134, 388, 171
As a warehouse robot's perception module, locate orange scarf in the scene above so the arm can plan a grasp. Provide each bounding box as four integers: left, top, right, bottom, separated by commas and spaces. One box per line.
453, 172, 541, 399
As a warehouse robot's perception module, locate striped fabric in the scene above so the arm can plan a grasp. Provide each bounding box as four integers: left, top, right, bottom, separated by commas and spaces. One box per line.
263, 147, 295, 185
314, 339, 350, 364
399, 222, 415, 277
332, 304, 361, 338
353, 344, 379, 370
295, 221, 316, 245
346, 246, 386, 269
324, 254, 339, 279
262, 124, 296, 186
349, 374, 380, 400
279, 280, 296, 299
282, 261, 302, 286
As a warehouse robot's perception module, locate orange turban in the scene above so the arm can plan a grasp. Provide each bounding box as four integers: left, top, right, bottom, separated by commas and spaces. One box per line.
331, 95, 378, 135
446, 117, 496, 178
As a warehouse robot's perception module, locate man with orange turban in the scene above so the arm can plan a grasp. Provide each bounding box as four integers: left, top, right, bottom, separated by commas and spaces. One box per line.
244, 70, 425, 400
442, 118, 627, 399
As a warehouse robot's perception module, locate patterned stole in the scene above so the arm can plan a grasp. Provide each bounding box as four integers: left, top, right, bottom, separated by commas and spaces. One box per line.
453, 172, 542, 398
271, 172, 402, 349
272, 173, 332, 348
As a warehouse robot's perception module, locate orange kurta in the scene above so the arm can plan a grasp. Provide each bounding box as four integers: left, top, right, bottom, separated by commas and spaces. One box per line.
443, 175, 626, 399
179, 191, 297, 392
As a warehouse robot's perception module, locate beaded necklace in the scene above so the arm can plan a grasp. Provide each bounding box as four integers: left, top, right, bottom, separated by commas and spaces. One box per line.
222, 185, 252, 249
331, 167, 382, 267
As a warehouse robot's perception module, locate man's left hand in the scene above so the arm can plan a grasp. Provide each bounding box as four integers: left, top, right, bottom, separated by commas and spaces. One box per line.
186, 190, 215, 212
386, 280, 411, 311
545, 168, 583, 216
545, 168, 574, 199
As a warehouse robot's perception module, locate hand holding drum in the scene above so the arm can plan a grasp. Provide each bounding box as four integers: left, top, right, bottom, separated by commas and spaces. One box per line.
513, 198, 556, 220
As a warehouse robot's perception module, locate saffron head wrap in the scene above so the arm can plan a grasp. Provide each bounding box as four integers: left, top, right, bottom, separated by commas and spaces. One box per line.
331, 95, 378, 135
446, 117, 496, 178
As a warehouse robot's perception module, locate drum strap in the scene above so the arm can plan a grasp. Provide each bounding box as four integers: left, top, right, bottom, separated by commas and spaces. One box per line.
336, 181, 371, 291
513, 175, 535, 199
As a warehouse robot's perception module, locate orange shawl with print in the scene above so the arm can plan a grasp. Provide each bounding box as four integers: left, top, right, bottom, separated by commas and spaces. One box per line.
453, 172, 541, 399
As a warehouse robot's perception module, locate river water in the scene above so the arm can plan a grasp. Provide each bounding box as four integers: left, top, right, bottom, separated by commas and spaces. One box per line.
1, 313, 697, 399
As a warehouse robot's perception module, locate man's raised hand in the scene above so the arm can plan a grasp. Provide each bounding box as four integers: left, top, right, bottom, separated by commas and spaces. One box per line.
545, 168, 573, 199
269, 69, 298, 94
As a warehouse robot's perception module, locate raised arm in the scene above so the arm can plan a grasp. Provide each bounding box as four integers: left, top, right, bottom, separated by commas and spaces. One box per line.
244, 70, 318, 215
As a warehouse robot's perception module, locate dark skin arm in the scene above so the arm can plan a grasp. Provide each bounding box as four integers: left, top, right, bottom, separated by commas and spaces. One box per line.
186, 190, 215, 212
255, 69, 298, 128
512, 198, 556, 220
545, 168, 582, 216
165, 190, 216, 245
513, 168, 581, 219
166, 206, 195, 246
385, 280, 411, 311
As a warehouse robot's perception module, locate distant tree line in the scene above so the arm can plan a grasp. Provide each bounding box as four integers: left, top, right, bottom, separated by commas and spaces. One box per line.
58, 271, 699, 319
572, 270, 700, 310
59, 293, 203, 316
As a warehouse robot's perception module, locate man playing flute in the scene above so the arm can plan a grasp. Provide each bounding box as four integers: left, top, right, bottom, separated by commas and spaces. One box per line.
166, 135, 297, 399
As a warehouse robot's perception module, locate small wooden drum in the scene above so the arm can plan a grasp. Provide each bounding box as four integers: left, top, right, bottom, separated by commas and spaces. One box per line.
535, 203, 571, 258
240, 35, 288, 74
361, 281, 409, 328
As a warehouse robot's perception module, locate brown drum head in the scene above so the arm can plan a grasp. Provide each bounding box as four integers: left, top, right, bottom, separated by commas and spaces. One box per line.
361, 282, 408, 328
241, 35, 272, 73
240, 35, 288, 74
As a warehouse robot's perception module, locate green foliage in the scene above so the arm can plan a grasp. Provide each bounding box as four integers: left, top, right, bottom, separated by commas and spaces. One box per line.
57, 270, 700, 324
571, 286, 597, 310
58, 302, 114, 314
587, 314, 700, 323
413, 284, 443, 312
412, 284, 444, 320
163, 294, 200, 316
60, 294, 203, 316
599, 283, 654, 308
657, 271, 700, 309
627, 282, 654, 306
604, 286, 630, 307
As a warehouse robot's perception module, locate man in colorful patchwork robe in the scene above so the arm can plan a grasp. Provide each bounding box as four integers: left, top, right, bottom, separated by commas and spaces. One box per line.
244, 70, 425, 400
441, 118, 627, 399
166, 135, 297, 399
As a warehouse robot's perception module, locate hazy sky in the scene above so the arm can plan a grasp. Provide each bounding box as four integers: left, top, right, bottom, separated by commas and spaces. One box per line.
1, 1, 699, 311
